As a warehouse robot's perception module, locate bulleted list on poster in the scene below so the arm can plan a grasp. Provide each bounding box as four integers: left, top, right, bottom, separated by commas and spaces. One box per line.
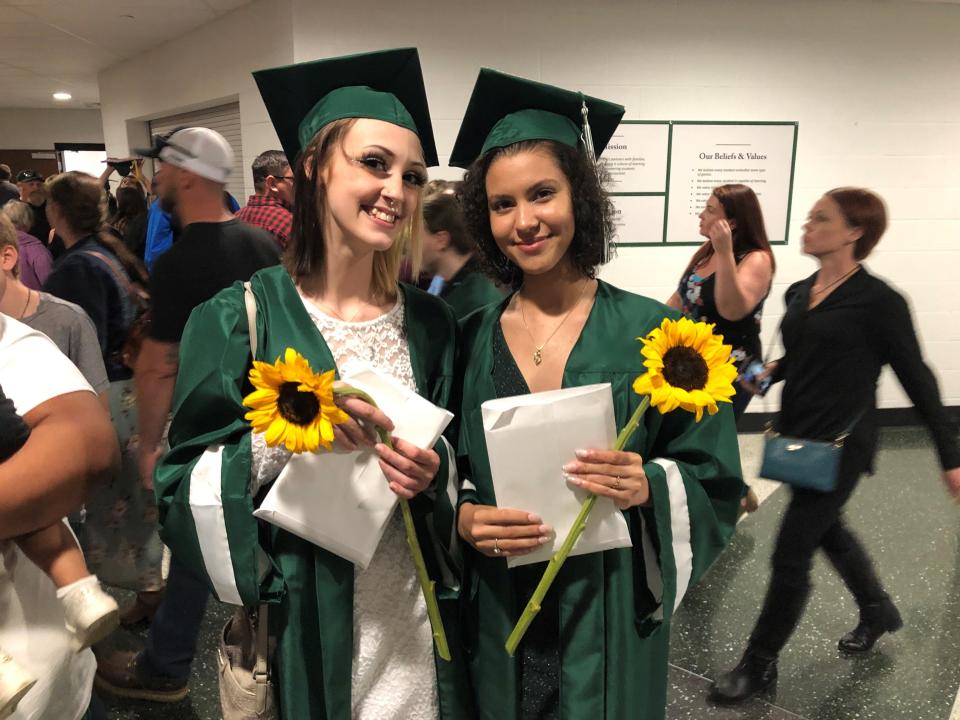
602, 123, 670, 194
602, 122, 669, 246
665, 123, 796, 245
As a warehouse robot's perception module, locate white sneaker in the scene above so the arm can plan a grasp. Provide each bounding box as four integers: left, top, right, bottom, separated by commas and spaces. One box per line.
0, 652, 36, 720
59, 576, 120, 651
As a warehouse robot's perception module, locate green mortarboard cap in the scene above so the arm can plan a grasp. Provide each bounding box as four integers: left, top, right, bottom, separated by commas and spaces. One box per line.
253, 48, 438, 166
448, 69, 625, 168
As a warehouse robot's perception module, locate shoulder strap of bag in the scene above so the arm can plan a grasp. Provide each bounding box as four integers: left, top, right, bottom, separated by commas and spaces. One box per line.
243, 281, 257, 359
253, 603, 270, 711
765, 283, 867, 440
80, 249, 147, 307
243, 280, 272, 712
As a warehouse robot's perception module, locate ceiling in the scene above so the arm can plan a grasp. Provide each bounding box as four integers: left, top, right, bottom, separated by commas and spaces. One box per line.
2, 0, 958, 110
0, 0, 253, 109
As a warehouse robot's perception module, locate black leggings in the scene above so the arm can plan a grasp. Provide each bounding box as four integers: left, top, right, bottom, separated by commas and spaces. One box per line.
749, 449, 889, 656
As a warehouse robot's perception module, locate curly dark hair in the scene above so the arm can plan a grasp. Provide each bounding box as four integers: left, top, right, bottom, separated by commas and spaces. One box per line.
458, 140, 616, 289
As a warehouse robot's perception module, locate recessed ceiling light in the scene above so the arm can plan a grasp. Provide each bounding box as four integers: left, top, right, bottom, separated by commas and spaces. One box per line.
53, 92, 72, 101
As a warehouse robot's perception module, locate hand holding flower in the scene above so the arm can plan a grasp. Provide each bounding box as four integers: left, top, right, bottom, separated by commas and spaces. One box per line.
376, 438, 440, 499
564, 448, 650, 510
331, 385, 395, 451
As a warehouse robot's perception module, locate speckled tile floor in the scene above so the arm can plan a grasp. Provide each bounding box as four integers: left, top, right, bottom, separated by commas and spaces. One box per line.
668, 428, 960, 720
98, 428, 960, 719
97, 591, 229, 720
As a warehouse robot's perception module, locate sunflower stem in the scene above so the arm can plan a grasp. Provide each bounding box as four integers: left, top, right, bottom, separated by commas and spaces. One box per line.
504, 395, 650, 656
334, 387, 452, 662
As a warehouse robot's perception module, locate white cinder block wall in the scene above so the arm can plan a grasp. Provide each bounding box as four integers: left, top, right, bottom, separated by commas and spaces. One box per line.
98, 0, 960, 413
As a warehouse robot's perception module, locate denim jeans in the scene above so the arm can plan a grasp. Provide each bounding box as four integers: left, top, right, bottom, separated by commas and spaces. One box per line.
139, 555, 210, 680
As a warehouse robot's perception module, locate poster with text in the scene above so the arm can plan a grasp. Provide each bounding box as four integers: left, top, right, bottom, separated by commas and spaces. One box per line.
611, 195, 665, 245
665, 123, 797, 245
602, 122, 670, 193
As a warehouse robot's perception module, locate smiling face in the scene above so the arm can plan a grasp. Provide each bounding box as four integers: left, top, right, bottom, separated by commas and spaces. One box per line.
484, 147, 576, 279
801, 195, 860, 260
698, 193, 728, 238
319, 118, 427, 256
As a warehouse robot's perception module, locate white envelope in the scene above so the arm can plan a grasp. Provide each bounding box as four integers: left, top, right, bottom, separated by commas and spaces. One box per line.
482, 383, 633, 568
253, 363, 453, 569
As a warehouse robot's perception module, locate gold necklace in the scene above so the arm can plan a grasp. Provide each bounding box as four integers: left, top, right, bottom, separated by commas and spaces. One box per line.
317, 300, 367, 323
811, 265, 859, 296
518, 279, 590, 366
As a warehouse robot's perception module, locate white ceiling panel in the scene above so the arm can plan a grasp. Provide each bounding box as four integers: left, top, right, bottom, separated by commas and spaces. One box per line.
0, 0, 255, 108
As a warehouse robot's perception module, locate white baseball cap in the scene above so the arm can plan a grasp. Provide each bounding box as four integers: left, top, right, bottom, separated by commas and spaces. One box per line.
137, 127, 234, 184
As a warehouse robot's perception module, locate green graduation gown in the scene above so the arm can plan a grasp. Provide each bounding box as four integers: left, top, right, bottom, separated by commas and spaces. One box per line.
439, 262, 504, 320
456, 280, 744, 720
153, 265, 472, 719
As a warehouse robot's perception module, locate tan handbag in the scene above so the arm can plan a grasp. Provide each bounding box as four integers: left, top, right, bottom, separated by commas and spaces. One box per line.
215, 281, 277, 719
217, 604, 276, 719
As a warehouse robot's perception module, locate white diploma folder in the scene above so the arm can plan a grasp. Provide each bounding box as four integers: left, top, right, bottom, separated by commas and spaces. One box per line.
482, 383, 633, 568
253, 363, 453, 569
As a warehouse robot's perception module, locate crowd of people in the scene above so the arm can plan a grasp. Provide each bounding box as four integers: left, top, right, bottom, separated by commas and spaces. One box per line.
0, 46, 958, 720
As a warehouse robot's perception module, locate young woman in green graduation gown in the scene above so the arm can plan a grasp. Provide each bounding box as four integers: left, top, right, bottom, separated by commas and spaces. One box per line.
152, 50, 470, 720
450, 70, 745, 720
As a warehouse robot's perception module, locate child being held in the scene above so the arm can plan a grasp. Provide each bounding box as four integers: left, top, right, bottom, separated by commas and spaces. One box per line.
0, 385, 119, 718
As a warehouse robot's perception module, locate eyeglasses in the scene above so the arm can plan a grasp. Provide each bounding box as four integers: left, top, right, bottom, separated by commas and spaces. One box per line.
273, 175, 295, 183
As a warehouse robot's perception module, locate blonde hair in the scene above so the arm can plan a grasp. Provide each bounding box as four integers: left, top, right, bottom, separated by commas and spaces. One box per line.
288, 118, 424, 300
0, 213, 21, 278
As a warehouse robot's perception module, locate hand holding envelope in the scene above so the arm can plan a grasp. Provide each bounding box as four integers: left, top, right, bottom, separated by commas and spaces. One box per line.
253, 363, 453, 569
481, 383, 634, 569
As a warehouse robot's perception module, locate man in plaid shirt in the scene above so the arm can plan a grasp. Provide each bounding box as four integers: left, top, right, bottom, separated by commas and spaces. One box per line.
234, 149, 294, 249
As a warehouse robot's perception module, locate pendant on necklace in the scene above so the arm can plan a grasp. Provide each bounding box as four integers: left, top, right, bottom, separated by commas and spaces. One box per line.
533, 348, 543, 366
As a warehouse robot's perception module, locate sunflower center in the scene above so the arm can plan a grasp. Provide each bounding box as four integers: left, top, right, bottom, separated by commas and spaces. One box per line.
277, 382, 321, 426
661, 346, 709, 391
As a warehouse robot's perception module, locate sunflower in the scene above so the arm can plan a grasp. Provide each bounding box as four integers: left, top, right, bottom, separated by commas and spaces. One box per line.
243, 348, 351, 453
631, 316, 738, 422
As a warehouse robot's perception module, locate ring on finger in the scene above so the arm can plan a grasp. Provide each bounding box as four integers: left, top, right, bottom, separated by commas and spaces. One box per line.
613, 475, 623, 491
493, 538, 502, 555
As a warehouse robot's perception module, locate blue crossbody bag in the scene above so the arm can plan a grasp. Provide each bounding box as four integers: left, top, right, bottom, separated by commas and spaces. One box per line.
760, 413, 863, 493
757, 289, 864, 493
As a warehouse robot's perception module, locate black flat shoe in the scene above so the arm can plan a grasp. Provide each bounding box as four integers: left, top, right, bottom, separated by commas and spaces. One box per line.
708, 650, 778, 705
839, 597, 903, 654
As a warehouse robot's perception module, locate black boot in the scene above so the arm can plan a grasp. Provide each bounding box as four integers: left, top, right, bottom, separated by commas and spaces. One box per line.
838, 596, 903, 654
708, 648, 778, 705
823, 531, 901, 654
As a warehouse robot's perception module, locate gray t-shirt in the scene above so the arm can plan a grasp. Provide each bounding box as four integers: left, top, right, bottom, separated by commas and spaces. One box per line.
22, 292, 110, 394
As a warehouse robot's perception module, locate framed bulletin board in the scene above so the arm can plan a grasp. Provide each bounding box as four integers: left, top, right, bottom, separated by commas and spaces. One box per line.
604, 121, 798, 248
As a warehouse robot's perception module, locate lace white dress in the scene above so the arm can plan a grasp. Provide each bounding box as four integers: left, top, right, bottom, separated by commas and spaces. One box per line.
250, 290, 438, 720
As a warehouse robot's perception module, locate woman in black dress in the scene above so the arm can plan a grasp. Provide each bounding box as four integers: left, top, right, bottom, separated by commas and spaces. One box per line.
709, 187, 960, 704
668, 183, 775, 421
